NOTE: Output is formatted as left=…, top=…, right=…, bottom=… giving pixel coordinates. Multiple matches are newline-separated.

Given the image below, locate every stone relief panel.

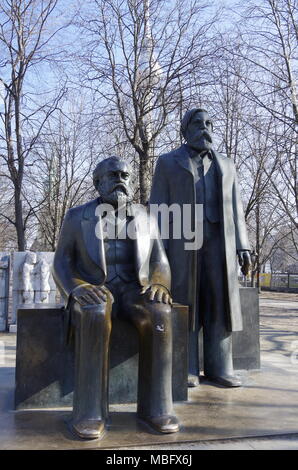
left=11, top=252, right=58, bottom=325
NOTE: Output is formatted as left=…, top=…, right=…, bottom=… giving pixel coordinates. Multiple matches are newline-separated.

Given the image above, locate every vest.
left=104, top=217, right=137, bottom=283
left=191, top=155, right=220, bottom=223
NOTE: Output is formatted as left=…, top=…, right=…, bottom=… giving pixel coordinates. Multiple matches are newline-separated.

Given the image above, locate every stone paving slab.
left=0, top=292, right=297, bottom=450
left=114, top=434, right=298, bottom=450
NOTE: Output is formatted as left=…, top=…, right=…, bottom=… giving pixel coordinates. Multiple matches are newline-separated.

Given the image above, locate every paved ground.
left=114, top=292, right=298, bottom=450
left=114, top=434, right=298, bottom=450
left=0, top=291, right=297, bottom=450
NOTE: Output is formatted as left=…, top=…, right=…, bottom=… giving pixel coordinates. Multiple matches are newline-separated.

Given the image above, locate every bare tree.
left=269, top=226, right=298, bottom=273
left=0, top=0, right=67, bottom=250
left=232, top=0, right=298, bottom=228
left=201, top=1, right=298, bottom=282
left=78, top=0, right=220, bottom=203
left=0, top=175, right=17, bottom=249
left=26, top=96, right=99, bottom=251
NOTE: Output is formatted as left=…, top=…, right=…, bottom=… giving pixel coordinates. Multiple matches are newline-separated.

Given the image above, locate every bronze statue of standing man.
left=150, top=108, right=251, bottom=388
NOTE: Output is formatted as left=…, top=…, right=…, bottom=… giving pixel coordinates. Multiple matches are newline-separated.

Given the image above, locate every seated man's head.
left=181, top=108, right=213, bottom=153
left=93, top=156, right=135, bottom=206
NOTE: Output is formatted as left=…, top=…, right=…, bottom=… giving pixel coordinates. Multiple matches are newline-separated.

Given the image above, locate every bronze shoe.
left=70, top=418, right=106, bottom=440
left=188, top=374, right=200, bottom=387
left=138, top=414, right=180, bottom=434
left=205, top=374, right=242, bottom=387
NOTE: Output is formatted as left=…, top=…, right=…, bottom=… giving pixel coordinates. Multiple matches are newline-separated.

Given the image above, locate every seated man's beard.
left=99, top=184, right=133, bottom=206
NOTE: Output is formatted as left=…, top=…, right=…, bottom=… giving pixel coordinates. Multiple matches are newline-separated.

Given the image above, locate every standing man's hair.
left=180, top=108, right=212, bottom=138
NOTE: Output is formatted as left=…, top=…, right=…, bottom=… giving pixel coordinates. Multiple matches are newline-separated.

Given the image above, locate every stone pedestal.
left=232, top=287, right=260, bottom=370
left=15, top=303, right=189, bottom=410
left=198, top=287, right=260, bottom=372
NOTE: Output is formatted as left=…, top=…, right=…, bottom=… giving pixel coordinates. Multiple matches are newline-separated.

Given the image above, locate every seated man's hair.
left=93, top=156, right=126, bottom=187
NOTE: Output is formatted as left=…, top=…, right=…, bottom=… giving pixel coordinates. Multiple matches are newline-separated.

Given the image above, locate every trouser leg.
left=188, top=321, right=200, bottom=377
left=203, top=310, right=233, bottom=377
left=189, top=247, right=203, bottom=380
left=137, top=302, right=173, bottom=417
left=201, top=222, right=234, bottom=378
left=72, top=301, right=112, bottom=423
left=122, top=292, right=173, bottom=418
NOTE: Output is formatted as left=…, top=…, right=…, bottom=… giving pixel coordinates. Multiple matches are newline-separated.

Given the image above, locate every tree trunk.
left=139, top=153, right=151, bottom=204
left=256, top=201, right=261, bottom=293
left=14, top=192, right=25, bottom=251
left=14, top=89, right=26, bottom=251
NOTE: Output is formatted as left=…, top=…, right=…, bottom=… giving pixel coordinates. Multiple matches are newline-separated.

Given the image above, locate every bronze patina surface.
left=52, top=157, right=179, bottom=439
left=150, top=109, right=252, bottom=388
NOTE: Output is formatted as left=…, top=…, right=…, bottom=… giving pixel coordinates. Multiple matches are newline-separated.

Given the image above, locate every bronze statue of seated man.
left=53, top=156, right=179, bottom=440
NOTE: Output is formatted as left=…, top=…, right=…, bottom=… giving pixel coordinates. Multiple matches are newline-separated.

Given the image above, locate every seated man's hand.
left=71, top=284, right=111, bottom=306
left=237, top=250, right=251, bottom=276
left=141, top=284, right=173, bottom=305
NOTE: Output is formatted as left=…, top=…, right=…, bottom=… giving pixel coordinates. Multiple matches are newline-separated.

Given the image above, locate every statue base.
left=233, top=287, right=260, bottom=370
left=15, top=303, right=189, bottom=410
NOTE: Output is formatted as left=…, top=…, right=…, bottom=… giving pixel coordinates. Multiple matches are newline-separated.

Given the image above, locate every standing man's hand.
left=237, top=250, right=251, bottom=276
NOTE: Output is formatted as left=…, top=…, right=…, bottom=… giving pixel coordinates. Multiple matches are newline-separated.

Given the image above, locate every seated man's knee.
left=138, top=301, right=172, bottom=330
left=75, top=300, right=110, bottom=320
left=147, top=300, right=172, bottom=316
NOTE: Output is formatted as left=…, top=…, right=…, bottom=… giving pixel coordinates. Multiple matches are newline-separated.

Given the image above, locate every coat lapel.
left=81, top=199, right=107, bottom=276
left=174, top=145, right=231, bottom=180
left=213, top=150, right=234, bottom=195
left=80, top=200, right=152, bottom=286
left=130, top=204, right=152, bottom=285
left=212, top=150, right=225, bottom=179
left=174, top=144, right=194, bottom=175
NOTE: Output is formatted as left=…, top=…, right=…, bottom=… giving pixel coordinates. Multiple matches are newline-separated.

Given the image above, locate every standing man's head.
left=181, top=108, right=213, bottom=153
left=93, top=156, right=135, bottom=206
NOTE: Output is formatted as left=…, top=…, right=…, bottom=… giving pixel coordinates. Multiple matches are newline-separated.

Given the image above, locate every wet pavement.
left=0, top=292, right=297, bottom=450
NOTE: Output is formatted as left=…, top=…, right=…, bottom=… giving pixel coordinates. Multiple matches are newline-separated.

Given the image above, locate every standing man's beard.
left=201, top=130, right=212, bottom=144
left=187, top=130, right=213, bottom=152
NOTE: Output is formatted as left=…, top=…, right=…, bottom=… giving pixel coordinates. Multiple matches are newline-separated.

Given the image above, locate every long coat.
left=150, top=144, right=250, bottom=332
left=52, top=198, right=171, bottom=305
